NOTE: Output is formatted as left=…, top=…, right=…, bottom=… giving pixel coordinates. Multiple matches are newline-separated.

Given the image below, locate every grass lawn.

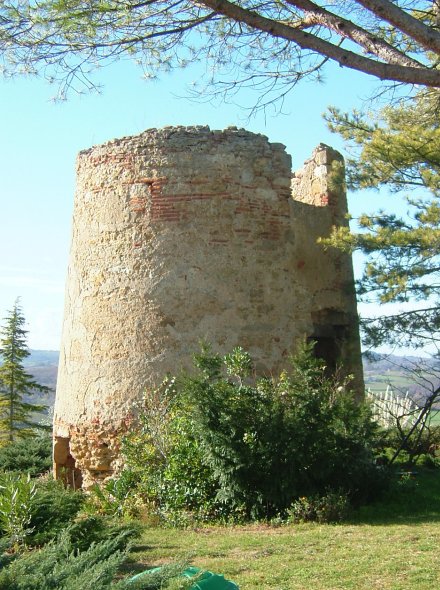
left=128, top=470, right=440, bottom=590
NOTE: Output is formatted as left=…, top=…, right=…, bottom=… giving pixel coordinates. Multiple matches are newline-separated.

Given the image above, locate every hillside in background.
left=24, top=350, right=59, bottom=407
left=25, top=350, right=59, bottom=368
left=363, top=353, right=440, bottom=405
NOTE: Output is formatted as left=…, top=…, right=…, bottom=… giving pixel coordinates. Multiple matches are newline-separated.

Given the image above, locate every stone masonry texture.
left=54, top=126, right=363, bottom=488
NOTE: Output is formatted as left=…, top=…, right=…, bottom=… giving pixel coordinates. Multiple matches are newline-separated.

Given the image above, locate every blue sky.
left=0, top=56, right=393, bottom=351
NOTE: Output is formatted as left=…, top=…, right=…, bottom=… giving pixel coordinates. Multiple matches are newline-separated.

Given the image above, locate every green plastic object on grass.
left=130, top=565, right=239, bottom=589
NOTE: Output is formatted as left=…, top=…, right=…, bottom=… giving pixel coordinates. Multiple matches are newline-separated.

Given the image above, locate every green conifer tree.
left=324, top=90, right=440, bottom=352
left=0, top=300, right=49, bottom=444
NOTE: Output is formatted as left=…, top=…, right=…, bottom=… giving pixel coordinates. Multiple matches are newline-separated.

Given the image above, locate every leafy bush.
left=122, top=342, right=386, bottom=521
left=0, top=434, right=52, bottom=477
left=374, top=424, right=440, bottom=466
left=0, top=527, right=186, bottom=590
left=122, top=379, right=222, bottom=524
left=185, top=343, right=386, bottom=517
left=0, top=471, right=84, bottom=548
left=0, top=472, right=85, bottom=548
left=288, top=491, right=350, bottom=523
left=86, top=470, right=143, bottom=519
left=0, top=473, right=36, bottom=547
left=417, top=453, right=440, bottom=468
left=27, top=478, right=84, bottom=546
left=0, top=446, right=189, bottom=588
left=65, top=515, right=140, bottom=553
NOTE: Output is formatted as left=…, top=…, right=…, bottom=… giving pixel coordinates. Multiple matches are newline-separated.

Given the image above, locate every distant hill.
left=362, top=351, right=438, bottom=373
left=363, top=352, right=440, bottom=405
left=22, top=350, right=59, bottom=407
left=25, top=350, right=59, bottom=368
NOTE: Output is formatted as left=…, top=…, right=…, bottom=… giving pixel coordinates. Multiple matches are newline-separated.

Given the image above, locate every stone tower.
left=54, top=126, right=363, bottom=488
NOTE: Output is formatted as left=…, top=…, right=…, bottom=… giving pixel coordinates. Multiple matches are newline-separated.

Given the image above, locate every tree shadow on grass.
left=119, top=559, right=158, bottom=576
left=120, top=545, right=191, bottom=579
left=349, top=468, right=440, bottom=525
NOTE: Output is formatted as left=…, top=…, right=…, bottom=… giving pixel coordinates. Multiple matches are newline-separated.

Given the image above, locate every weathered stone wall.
left=291, top=145, right=363, bottom=393
left=54, top=126, right=363, bottom=488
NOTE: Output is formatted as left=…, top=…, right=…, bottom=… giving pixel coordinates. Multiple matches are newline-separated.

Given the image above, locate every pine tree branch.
left=356, top=0, right=440, bottom=54
left=286, top=0, right=422, bottom=68
left=199, top=0, right=440, bottom=86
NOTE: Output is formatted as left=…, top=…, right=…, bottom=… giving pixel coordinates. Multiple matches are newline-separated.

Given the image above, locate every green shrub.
left=417, top=453, right=440, bottom=468
left=122, top=377, right=222, bottom=524
left=122, top=342, right=386, bottom=522
left=0, top=537, right=13, bottom=568
left=65, top=515, right=140, bottom=553
left=0, top=527, right=186, bottom=590
left=28, top=478, right=84, bottom=545
left=182, top=342, right=386, bottom=517
left=86, top=470, right=143, bottom=519
left=374, top=424, right=440, bottom=466
left=0, top=472, right=36, bottom=547
left=0, top=472, right=84, bottom=547
left=288, top=491, right=350, bottom=523
left=0, top=434, right=52, bottom=477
